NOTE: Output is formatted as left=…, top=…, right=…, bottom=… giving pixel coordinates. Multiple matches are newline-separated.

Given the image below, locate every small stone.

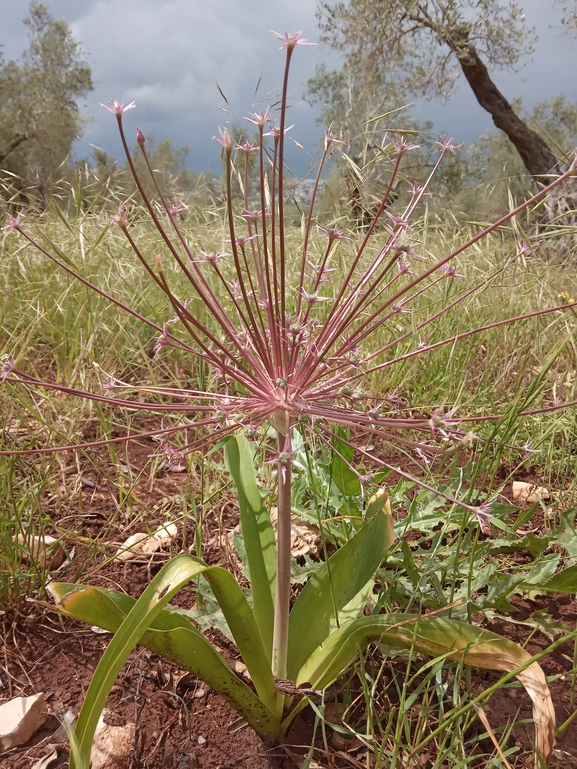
left=193, top=689, right=205, bottom=698
left=153, top=522, right=178, bottom=546
left=0, top=693, right=48, bottom=751
left=197, top=735, right=207, bottom=745
left=512, top=481, right=550, bottom=504
left=90, top=709, right=135, bottom=769
left=114, top=532, right=160, bottom=561
left=14, top=535, right=65, bottom=570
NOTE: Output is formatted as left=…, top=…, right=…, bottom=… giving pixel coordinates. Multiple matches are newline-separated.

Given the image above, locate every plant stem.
left=272, top=428, right=291, bottom=685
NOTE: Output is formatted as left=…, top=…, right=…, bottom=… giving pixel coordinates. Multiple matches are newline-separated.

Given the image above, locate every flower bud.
left=136, top=127, right=146, bottom=146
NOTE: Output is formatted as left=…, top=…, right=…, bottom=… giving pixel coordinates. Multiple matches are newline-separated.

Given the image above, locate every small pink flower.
left=4, top=213, right=22, bottom=232
left=234, top=234, right=258, bottom=246
left=442, top=263, right=464, bottom=278
left=264, top=124, right=294, bottom=139
left=103, top=375, right=117, bottom=395
left=270, top=30, right=315, bottom=50
left=385, top=212, right=409, bottom=230
left=100, top=100, right=136, bottom=116
left=244, top=108, right=270, bottom=128
left=235, top=142, right=258, bottom=154
left=475, top=503, right=492, bottom=529
left=108, top=203, right=130, bottom=227
left=397, top=255, right=412, bottom=275
left=436, top=138, right=461, bottom=155
left=214, top=126, right=233, bottom=150
left=391, top=137, right=421, bottom=155
left=0, top=354, right=15, bottom=382
left=300, top=288, right=329, bottom=305
left=324, top=126, right=345, bottom=149
left=318, top=226, right=349, bottom=243
left=242, top=209, right=262, bottom=220
left=154, top=324, right=170, bottom=357
left=198, top=250, right=228, bottom=266
left=168, top=202, right=186, bottom=216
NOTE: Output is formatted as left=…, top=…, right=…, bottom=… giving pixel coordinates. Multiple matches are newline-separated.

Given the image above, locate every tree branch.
left=0, top=132, right=31, bottom=165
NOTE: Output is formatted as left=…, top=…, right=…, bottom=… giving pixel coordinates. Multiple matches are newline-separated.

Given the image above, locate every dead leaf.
left=270, top=507, right=321, bottom=558
left=464, top=650, right=555, bottom=767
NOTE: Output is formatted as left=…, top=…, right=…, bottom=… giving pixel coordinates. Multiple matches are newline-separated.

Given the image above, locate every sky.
left=2, top=0, right=577, bottom=177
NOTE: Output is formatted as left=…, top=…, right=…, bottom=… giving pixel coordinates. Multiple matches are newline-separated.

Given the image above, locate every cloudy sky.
left=3, top=0, right=577, bottom=176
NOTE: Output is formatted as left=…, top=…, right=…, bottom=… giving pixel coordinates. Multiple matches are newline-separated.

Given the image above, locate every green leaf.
left=50, top=583, right=282, bottom=737
left=552, top=509, right=577, bottom=559
left=49, top=554, right=278, bottom=766
left=287, top=506, right=393, bottom=680
left=489, top=531, right=553, bottom=558
left=520, top=563, right=577, bottom=593
left=400, top=540, right=420, bottom=587
left=320, top=427, right=360, bottom=497
left=225, top=434, right=276, bottom=656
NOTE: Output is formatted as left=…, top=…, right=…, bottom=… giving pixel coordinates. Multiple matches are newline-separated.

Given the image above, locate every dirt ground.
left=2, top=436, right=577, bottom=768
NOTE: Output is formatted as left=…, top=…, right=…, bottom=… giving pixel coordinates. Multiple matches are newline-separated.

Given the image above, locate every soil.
left=2, top=435, right=577, bottom=768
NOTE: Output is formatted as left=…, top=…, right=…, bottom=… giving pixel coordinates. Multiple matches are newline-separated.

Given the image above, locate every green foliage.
left=314, top=0, right=533, bottom=102
left=0, top=2, right=93, bottom=191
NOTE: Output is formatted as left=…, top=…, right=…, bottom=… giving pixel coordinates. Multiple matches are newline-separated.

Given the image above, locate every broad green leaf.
left=552, top=509, right=577, bottom=559
left=225, top=434, right=276, bottom=655
left=489, top=531, right=552, bottom=558
left=49, top=554, right=277, bottom=767
left=520, top=563, right=577, bottom=593
left=287, top=506, right=393, bottom=679
left=522, top=554, right=560, bottom=586
left=328, top=428, right=360, bottom=496
left=296, top=614, right=554, bottom=766
left=50, top=583, right=282, bottom=737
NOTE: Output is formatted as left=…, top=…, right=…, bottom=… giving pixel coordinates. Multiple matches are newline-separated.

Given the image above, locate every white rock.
left=512, top=481, right=551, bottom=503
left=0, top=693, right=48, bottom=751
left=153, top=522, right=178, bottom=547
left=14, top=535, right=65, bottom=570
left=114, top=532, right=160, bottom=561
left=90, top=711, right=135, bottom=769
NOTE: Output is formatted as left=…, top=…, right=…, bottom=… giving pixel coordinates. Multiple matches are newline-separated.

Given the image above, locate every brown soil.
left=2, top=435, right=577, bottom=768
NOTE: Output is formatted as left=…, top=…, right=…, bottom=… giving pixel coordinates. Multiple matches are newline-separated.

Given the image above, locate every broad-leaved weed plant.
left=3, top=30, right=576, bottom=767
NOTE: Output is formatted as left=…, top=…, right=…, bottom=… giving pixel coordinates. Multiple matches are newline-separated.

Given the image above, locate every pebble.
left=197, top=735, right=207, bottom=745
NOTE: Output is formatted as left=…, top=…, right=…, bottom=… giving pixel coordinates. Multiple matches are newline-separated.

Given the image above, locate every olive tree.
left=0, top=2, right=93, bottom=191
left=312, top=0, right=570, bottom=180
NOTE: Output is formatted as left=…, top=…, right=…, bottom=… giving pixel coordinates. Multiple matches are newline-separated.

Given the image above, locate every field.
left=2, top=182, right=577, bottom=769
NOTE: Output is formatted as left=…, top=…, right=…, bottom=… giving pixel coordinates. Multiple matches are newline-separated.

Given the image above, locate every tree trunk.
left=448, top=28, right=560, bottom=180
left=0, top=133, right=30, bottom=166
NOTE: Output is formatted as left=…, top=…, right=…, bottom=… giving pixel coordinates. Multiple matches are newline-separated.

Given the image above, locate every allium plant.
left=3, top=30, right=576, bottom=767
